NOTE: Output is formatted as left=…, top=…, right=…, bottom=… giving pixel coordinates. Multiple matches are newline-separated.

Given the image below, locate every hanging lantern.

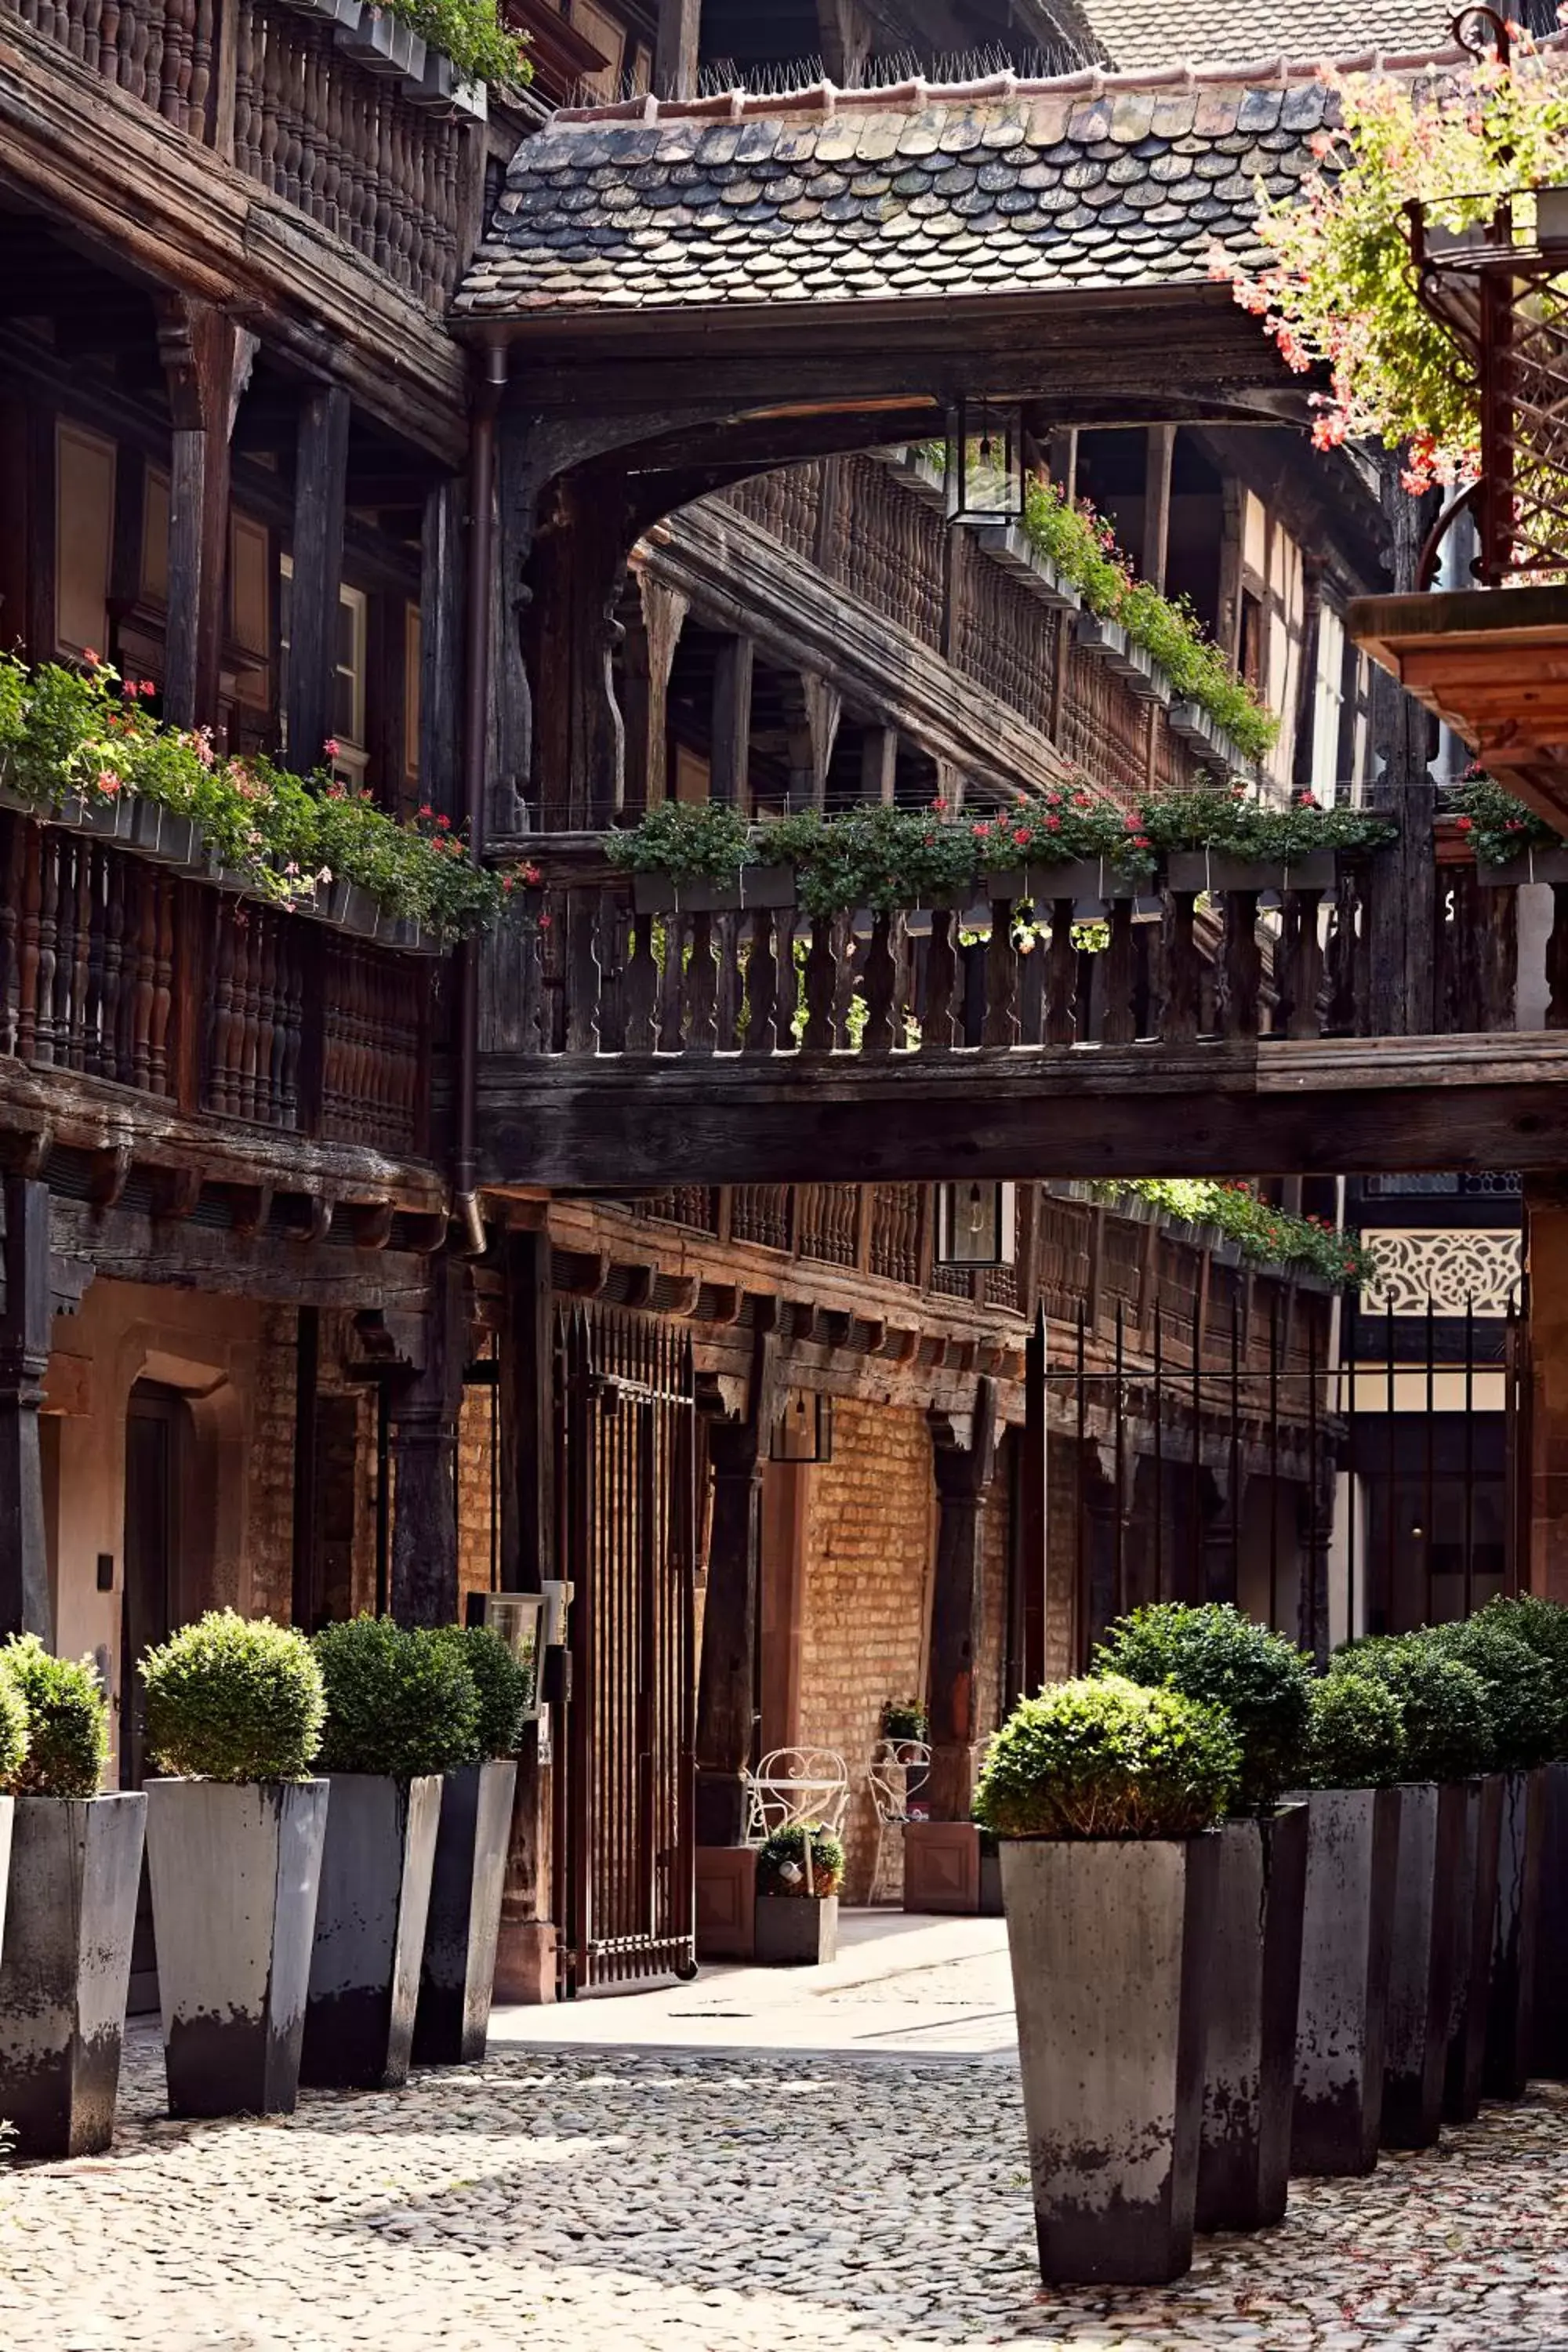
left=945, top=396, right=1025, bottom=524
left=936, top=1181, right=1017, bottom=1270
left=770, top=1388, right=834, bottom=1465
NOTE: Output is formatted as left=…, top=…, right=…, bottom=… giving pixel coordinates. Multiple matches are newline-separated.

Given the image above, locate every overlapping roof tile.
left=452, top=51, right=1460, bottom=322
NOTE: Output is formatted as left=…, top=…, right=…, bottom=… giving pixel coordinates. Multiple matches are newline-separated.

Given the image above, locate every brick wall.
left=975, top=1435, right=1013, bottom=1752
left=245, top=1309, right=389, bottom=1627
left=458, top=1383, right=496, bottom=1612
left=249, top=1306, right=298, bottom=1621
left=797, top=1399, right=935, bottom=1902
left=1046, top=1431, right=1080, bottom=1680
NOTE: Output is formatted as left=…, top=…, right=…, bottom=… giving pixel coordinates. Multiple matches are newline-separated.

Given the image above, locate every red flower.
left=324, top=739, right=340, bottom=759
left=418, top=804, right=434, bottom=821
left=83, top=649, right=100, bottom=667
left=1046, top=815, right=1062, bottom=833
left=1013, top=828, right=1029, bottom=845
left=1456, top=815, right=1474, bottom=832
left=436, top=814, right=451, bottom=831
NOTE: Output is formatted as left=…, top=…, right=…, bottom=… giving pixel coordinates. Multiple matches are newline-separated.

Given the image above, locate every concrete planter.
left=1196, top=1806, right=1308, bottom=2233
left=412, top=1759, right=517, bottom=2067
left=1446, top=1773, right=1504, bottom=2122
left=695, top=1846, right=756, bottom=1960
left=1382, top=1783, right=1465, bottom=2148
left=1292, top=1785, right=1400, bottom=2176
left=1000, top=1835, right=1217, bottom=2287
left=1485, top=1766, right=1546, bottom=2100
left=144, top=1778, right=328, bottom=2118
left=754, top=1893, right=838, bottom=1965
left=1532, top=1760, right=1568, bottom=2078
left=0, top=1793, right=146, bottom=2158
left=301, top=1774, right=442, bottom=2090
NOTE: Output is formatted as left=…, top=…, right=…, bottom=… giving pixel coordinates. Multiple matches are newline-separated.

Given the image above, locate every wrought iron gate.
left=556, top=1304, right=697, bottom=1996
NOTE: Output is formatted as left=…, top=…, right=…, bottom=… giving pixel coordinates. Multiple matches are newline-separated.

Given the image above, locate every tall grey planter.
left=1000, top=1835, right=1218, bottom=2286
left=413, top=1758, right=517, bottom=2066
left=301, top=1774, right=441, bottom=2091
left=1446, top=1773, right=1504, bottom=2123
left=1196, top=1806, right=1308, bottom=2233
left=1382, top=1782, right=1465, bottom=2148
left=1485, top=1766, right=1546, bottom=2100
left=1291, top=1785, right=1400, bottom=2176
left=1532, top=1760, right=1568, bottom=2079
left=0, top=1793, right=146, bottom=2158
left=145, top=1779, right=329, bottom=2118
left=0, top=1794, right=13, bottom=1973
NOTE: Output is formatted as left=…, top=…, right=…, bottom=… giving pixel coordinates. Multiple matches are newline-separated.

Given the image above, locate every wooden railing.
left=3, top=0, right=483, bottom=310
left=0, top=815, right=431, bottom=1158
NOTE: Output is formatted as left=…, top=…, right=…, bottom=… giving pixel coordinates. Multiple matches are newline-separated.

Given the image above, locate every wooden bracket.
left=559, top=1250, right=611, bottom=1298
left=706, top=1283, right=742, bottom=1327
left=889, top=1325, right=920, bottom=1364
left=622, top=1263, right=659, bottom=1309
left=402, top=1210, right=450, bottom=1257
left=822, top=1310, right=853, bottom=1354
left=666, top=1275, right=702, bottom=1319
left=0, top=1126, right=53, bottom=1180
left=349, top=1200, right=397, bottom=1253
left=150, top=1167, right=203, bottom=1223
left=88, top=1143, right=134, bottom=1212
left=229, top=1183, right=274, bottom=1240
left=861, top=1317, right=887, bottom=1356
left=750, top=1291, right=782, bottom=1334
left=285, top=1194, right=335, bottom=1246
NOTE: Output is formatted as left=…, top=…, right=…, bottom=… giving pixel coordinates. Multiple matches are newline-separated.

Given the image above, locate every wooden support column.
left=154, top=297, right=255, bottom=728
left=1526, top=1179, right=1568, bottom=1605
left=695, top=1327, right=778, bottom=1846
left=1368, top=462, right=1438, bottom=1036
left=710, top=633, right=754, bottom=811
left=925, top=1378, right=999, bottom=1820
left=655, top=0, right=702, bottom=97
left=285, top=383, right=351, bottom=772
left=1292, top=561, right=1324, bottom=794
left=1018, top=1308, right=1048, bottom=1696
left=419, top=477, right=466, bottom=825
left=789, top=673, right=841, bottom=812
left=1142, top=424, right=1175, bottom=592
left=290, top=1305, right=321, bottom=1632
left=495, top=1226, right=558, bottom=2002
left=387, top=1258, right=466, bottom=1628
left=624, top=574, right=687, bottom=815
left=0, top=1178, right=53, bottom=1643
left=861, top=723, right=899, bottom=805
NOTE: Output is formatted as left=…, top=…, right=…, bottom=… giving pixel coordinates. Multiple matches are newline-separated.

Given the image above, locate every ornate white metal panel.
left=1360, top=1229, right=1523, bottom=1319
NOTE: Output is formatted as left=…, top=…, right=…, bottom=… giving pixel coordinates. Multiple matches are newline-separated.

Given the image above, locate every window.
left=1239, top=590, right=1264, bottom=692
left=55, top=423, right=115, bottom=660
left=279, top=558, right=368, bottom=783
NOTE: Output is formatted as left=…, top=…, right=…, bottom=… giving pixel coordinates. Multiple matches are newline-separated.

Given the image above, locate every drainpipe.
left=454, top=342, right=509, bottom=1259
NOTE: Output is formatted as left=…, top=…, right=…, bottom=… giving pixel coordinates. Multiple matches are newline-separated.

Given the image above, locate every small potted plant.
left=413, top=1620, right=537, bottom=2067
left=976, top=1674, right=1239, bottom=2287
left=140, top=1610, right=328, bottom=2119
left=1330, top=1634, right=1494, bottom=2140
left=1093, top=1602, right=1312, bottom=2236
left=754, top=1823, right=845, bottom=1965
left=302, top=1617, right=479, bottom=2091
left=1289, top=1671, right=1406, bottom=2176
left=0, top=1639, right=143, bottom=2158
left=880, top=1698, right=927, bottom=1741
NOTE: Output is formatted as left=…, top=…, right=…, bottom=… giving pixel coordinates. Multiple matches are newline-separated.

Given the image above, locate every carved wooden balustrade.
left=0, top=815, right=431, bottom=1158
left=2, top=0, right=482, bottom=309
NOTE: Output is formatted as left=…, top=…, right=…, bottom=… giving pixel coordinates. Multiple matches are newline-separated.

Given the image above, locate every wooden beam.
left=860, top=722, right=899, bottom=805
left=925, top=1378, right=999, bottom=1820
left=1142, top=423, right=1174, bottom=592
left=154, top=296, right=255, bottom=728
left=285, top=383, right=350, bottom=773
left=655, top=0, right=702, bottom=99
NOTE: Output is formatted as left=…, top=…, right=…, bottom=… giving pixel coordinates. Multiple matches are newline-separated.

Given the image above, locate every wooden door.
left=122, top=1384, right=183, bottom=2013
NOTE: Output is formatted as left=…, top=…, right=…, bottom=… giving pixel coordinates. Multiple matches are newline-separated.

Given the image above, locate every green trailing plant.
left=313, top=1617, right=481, bottom=1780
left=374, top=0, right=530, bottom=86
left=1329, top=1635, right=1494, bottom=1781
left=1092, top=1602, right=1314, bottom=1816
left=972, top=1673, right=1241, bottom=1839
left=0, top=1636, right=107, bottom=1799
left=757, top=1821, right=846, bottom=1896
left=881, top=1698, right=928, bottom=1740
left=1445, top=768, right=1566, bottom=868
left=1423, top=1617, right=1562, bottom=1773
left=0, top=651, right=516, bottom=941
left=1302, top=1671, right=1406, bottom=1790
left=771, top=804, right=983, bottom=916
left=431, top=1624, right=535, bottom=1762
left=0, top=1664, right=28, bottom=1789
left=141, top=1610, right=325, bottom=1784
left=1090, top=1177, right=1379, bottom=1290
left=604, top=797, right=757, bottom=887
left=1220, top=35, right=1568, bottom=488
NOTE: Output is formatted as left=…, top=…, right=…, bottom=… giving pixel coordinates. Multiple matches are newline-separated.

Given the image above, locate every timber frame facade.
left=0, top=0, right=1551, bottom=1991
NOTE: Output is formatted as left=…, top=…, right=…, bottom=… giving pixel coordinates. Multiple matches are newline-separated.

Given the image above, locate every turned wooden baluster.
left=277, top=23, right=303, bottom=206
left=188, top=0, right=212, bottom=125
left=148, top=875, right=175, bottom=1095
left=923, top=909, right=956, bottom=1053
left=231, top=0, right=259, bottom=175
left=1217, top=889, right=1261, bottom=1040
left=622, top=908, right=658, bottom=1056
left=1156, top=890, right=1200, bottom=1045
left=341, top=80, right=370, bottom=261
left=255, top=912, right=281, bottom=1121
left=802, top=916, right=838, bottom=1052
left=1102, top=900, right=1138, bottom=1047
left=0, top=818, right=25, bottom=1058
left=394, top=108, right=419, bottom=293
left=861, top=912, right=896, bottom=1055
left=48, top=836, right=79, bottom=1067
left=277, top=923, right=302, bottom=1125
left=295, top=27, right=321, bottom=222
left=127, top=864, right=156, bottom=1090
left=159, top=0, right=191, bottom=126
left=739, top=907, right=778, bottom=1056
left=124, top=0, right=152, bottom=103
left=370, top=89, right=394, bottom=274
left=981, top=892, right=1020, bottom=1050
left=682, top=909, right=718, bottom=1056
left=207, top=904, right=238, bottom=1113
left=257, top=11, right=282, bottom=194
left=15, top=826, right=42, bottom=1065
left=33, top=831, right=60, bottom=1067
left=67, top=837, right=95, bottom=1069
left=319, top=43, right=344, bottom=234
left=1276, top=887, right=1327, bottom=1041
left=98, top=0, right=123, bottom=83
left=103, top=855, right=129, bottom=1078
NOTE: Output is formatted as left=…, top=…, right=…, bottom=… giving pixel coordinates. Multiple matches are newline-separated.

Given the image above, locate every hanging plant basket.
left=1167, top=849, right=1338, bottom=895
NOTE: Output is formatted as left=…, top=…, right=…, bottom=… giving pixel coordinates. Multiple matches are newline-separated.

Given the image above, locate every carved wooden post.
left=925, top=1379, right=999, bottom=1821
left=495, top=1226, right=558, bottom=2002
left=860, top=723, right=898, bottom=805
left=710, top=633, right=754, bottom=812
left=285, top=382, right=350, bottom=772
left=623, top=572, right=686, bottom=816
left=0, top=1177, right=53, bottom=1642
left=695, top=1328, right=777, bottom=1846
left=387, top=1258, right=466, bottom=1628
left=154, top=296, right=256, bottom=728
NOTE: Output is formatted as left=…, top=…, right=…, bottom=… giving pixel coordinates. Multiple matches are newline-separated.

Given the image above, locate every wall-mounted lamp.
left=945, top=396, right=1025, bottom=524
left=771, top=1388, right=833, bottom=1465
left=936, top=1180, right=1018, bottom=1270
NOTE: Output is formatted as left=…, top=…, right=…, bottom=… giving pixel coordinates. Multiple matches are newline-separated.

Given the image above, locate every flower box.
left=129, top=802, right=199, bottom=866
left=334, top=6, right=426, bottom=78
left=201, top=849, right=249, bottom=893
left=452, top=74, right=486, bottom=119
left=325, top=879, right=383, bottom=938
left=1074, top=610, right=1130, bottom=666
left=630, top=865, right=795, bottom=916
left=970, top=521, right=1080, bottom=614
left=1169, top=700, right=1247, bottom=775
left=277, top=0, right=361, bottom=22
left=408, top=46, right=455, bottom=107
left=1475, top=846, right=1568, bottom=887
left=0, top=767, right=38, bottom=818
left=896, top=448, right=948, bottom=511
left=376, top=909, right=439, bottom=955
left=1167, top=849, right=1337, bottom=895
left=60, top=790, right=136, bottom=842
left=985, top=858, right=1143, bottom=906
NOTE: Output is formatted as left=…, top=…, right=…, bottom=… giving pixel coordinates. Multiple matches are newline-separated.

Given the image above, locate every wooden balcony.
left=0, top=811, right=438, bottom=1181
left=476, top=840, right=1568, bottom=1188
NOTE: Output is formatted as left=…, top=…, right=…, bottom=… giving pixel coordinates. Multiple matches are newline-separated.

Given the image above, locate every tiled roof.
left=454, top=55, right=1456, bottom=321
left=1074, top=0, right=1454, bottom=72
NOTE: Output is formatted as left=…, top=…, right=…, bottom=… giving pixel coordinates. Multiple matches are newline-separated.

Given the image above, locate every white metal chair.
left=741, top=1748, right=852, bottom=1845
left=866, top=1737, right=932, bottom=1896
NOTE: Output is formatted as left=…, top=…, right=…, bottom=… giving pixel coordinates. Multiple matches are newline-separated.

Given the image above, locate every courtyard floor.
left=2, top=1913, right=1566, bottom=2351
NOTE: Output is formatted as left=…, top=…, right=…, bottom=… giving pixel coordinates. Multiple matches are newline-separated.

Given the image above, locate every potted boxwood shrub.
left=754, top=1823, right=845, bottom=1965
left=140, top=1610, right=328, bottom=2119
left=0, top=1639, right=144, bottom=2158
left=412, top=1622, right=535, bottom=2067
left=1289, top=1671, right=1406, bottom=2176
left=976, top=1674, right=1239, bottom=2287
left=0, top=1666, right=27, bottom=1961
left=1093, top=1602, right=1312, bottom=2235
left=1425, top=1613, right=1558, bottom=2102
left=1330, top=1634, right=1495, bottom=2141
left=301, top=1617, right=479, bottom=2092
left=1471, top=1595, right=1568, bottom=2081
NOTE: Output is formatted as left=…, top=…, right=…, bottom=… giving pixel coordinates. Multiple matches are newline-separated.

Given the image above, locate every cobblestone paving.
left=3, top=2032, right=1567, bottom=2350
